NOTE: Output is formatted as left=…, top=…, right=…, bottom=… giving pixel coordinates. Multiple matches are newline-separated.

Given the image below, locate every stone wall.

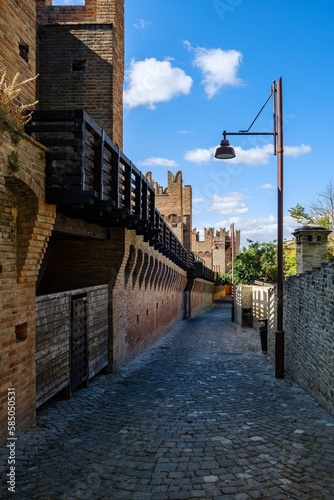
left=283, top=263, right=334, bottom=416
left=235, top=271, right=334, bottom=417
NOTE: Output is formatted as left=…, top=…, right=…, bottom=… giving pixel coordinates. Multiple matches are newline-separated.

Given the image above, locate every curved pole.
left=218, top=77, right=285, bottom=379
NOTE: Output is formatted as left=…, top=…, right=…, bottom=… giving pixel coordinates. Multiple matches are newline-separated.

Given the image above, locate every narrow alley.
left=1, top=301, right=334, bottom=499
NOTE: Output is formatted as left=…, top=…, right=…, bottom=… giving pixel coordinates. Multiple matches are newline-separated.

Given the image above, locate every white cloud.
left=123, top=58, right=193, bottom=109
left=184, top=141, right=312, bottom=166
left=260, top=183, right=275, bottom=189
left=177, top=129, right=193, bottom=135
left=138, top=156, right=178, bottom=167
left=213, top=142, right=312, bottom=166
left=209, top=192, right=249, bottom=215
left=193, top=197, right=205, bottom=203
left=284, top=144, right=312, bottom=157
left=184, top=41, right=243, bottom=98
left=213, top=215, right=298, bottom=247
left=184, top=148, right=213, bottom=164
left=227, top=144, right=273, bottom=165
left=194, top=211, right=298, bottom=248
left=133, top=19, right=152, bottom=30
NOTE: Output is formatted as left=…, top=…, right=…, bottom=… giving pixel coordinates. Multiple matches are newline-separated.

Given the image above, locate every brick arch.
left=132, top=249, right=143, bottom=289
left=154, top=260, right=162, bottom=291
left=149, top=258, right=159, bottom=290
left=124, top=245, right=136, bottom=287
left=138, top=252, right=149, bottom=290
left=166, top=267, right=174, bottom=292
left=5, top=177, right=39, bottom=282
left=158, top=263, right=166, bottom=292
left=145, top=255, right=154, bottom=290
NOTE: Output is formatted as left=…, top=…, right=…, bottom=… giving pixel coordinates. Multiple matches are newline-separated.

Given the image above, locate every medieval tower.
left=146, top=171, right=192, bottom=251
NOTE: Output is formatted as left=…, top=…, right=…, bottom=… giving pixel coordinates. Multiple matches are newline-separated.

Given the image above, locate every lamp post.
left=215, top=77, right=284, bottom=379
left=230, top=222, right=235, bottom=322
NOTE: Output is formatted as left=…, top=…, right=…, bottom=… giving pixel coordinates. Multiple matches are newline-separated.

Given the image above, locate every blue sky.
left=54, top=1, right=334, bottom=247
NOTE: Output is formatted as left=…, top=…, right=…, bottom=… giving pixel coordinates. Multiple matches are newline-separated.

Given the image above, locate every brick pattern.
left=37, top=0, right=124, bottom=148
left=236, top=270, right=334, bottom=419
left=188, top=279, right=214, bottom=316
left=120, top=230, right=188, bottom=367
left=146, top=171, right=192, bottom=251
left=0, top=0, right=215, bottom=444
left=35, top=226, right=191, bottom=370
left=0, top=134, right=56, bottom=444
left=0, top=0, right=37, bottom=103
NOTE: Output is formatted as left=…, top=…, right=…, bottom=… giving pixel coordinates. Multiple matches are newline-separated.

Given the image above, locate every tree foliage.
left=233, top=240, right=277, bottom=284
left=217, top=272, right=232, bottom=285
left=232, top=240, right=296, bottom=284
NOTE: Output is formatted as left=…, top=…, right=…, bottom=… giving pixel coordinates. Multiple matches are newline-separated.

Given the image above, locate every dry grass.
left=0, top=70, right=38, bottom=137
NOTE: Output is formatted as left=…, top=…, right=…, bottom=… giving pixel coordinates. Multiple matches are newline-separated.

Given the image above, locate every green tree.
left=233, top=240, right=277, bottom=284
left=217, top=272, right=232, bottom=285
left=283, top=241, right=296, bottom=275
left=233, top=240, right=296, bottom=284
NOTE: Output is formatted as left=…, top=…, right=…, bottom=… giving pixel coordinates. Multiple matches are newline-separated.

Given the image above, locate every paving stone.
left=1, top=301, right=334, bottom=499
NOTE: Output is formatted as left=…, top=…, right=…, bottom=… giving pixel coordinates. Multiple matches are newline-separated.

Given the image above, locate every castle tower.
left=36, top=0, right=124, bottom=148
left=146, top=171, right=192, bottom=251
left=192, top=227, right=240, bottom=273
left=292, top=224, right=331, bottom=273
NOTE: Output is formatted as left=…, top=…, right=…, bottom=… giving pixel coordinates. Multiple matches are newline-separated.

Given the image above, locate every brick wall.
left=0, top=133, right=56, bottom=444
left=36, top=226, right=186, bottom=370
left=236, top=270, right=334, bottom=418
left=36, top=0, right=124, bottom=148
left=0, top=0, right=37, bottom=103
left=188, top=278, right=214, bottom=316
left=36, top=224, right=215, bottom=372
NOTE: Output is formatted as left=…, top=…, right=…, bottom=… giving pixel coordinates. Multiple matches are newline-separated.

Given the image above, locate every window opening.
left=72, top=60, right=87, bottom=72
left=15, top=322, right=28, bottom=342
left=19, top=41, right=29, bottom=62
left=52, top=1, right=85, bottom=5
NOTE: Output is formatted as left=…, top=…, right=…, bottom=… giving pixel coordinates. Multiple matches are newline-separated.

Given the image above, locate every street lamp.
left=215, top=77, right=284, bottom=379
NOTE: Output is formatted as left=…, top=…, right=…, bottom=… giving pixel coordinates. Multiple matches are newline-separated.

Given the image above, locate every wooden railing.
left=26, top=110, right=217, bottom=280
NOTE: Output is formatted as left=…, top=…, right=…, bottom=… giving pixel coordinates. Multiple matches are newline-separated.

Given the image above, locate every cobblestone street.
left=1, top=301, right=334, bottom=499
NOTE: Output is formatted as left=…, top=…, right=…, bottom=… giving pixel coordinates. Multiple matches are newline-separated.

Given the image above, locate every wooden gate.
left=71, top=294, right=88, bottom=391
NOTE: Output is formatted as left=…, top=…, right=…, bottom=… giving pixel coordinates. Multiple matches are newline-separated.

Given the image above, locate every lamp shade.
left=215, top=138, right=236, bottom=159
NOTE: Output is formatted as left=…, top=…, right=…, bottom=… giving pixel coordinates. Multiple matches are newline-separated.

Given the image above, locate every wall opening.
left=19, top=40, right=29, bottom=62
left=52, top=1, right=85, bottom=5
left=72, top=60, right=87, bottom=72
left=15, top=322, right=28, bottom=343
